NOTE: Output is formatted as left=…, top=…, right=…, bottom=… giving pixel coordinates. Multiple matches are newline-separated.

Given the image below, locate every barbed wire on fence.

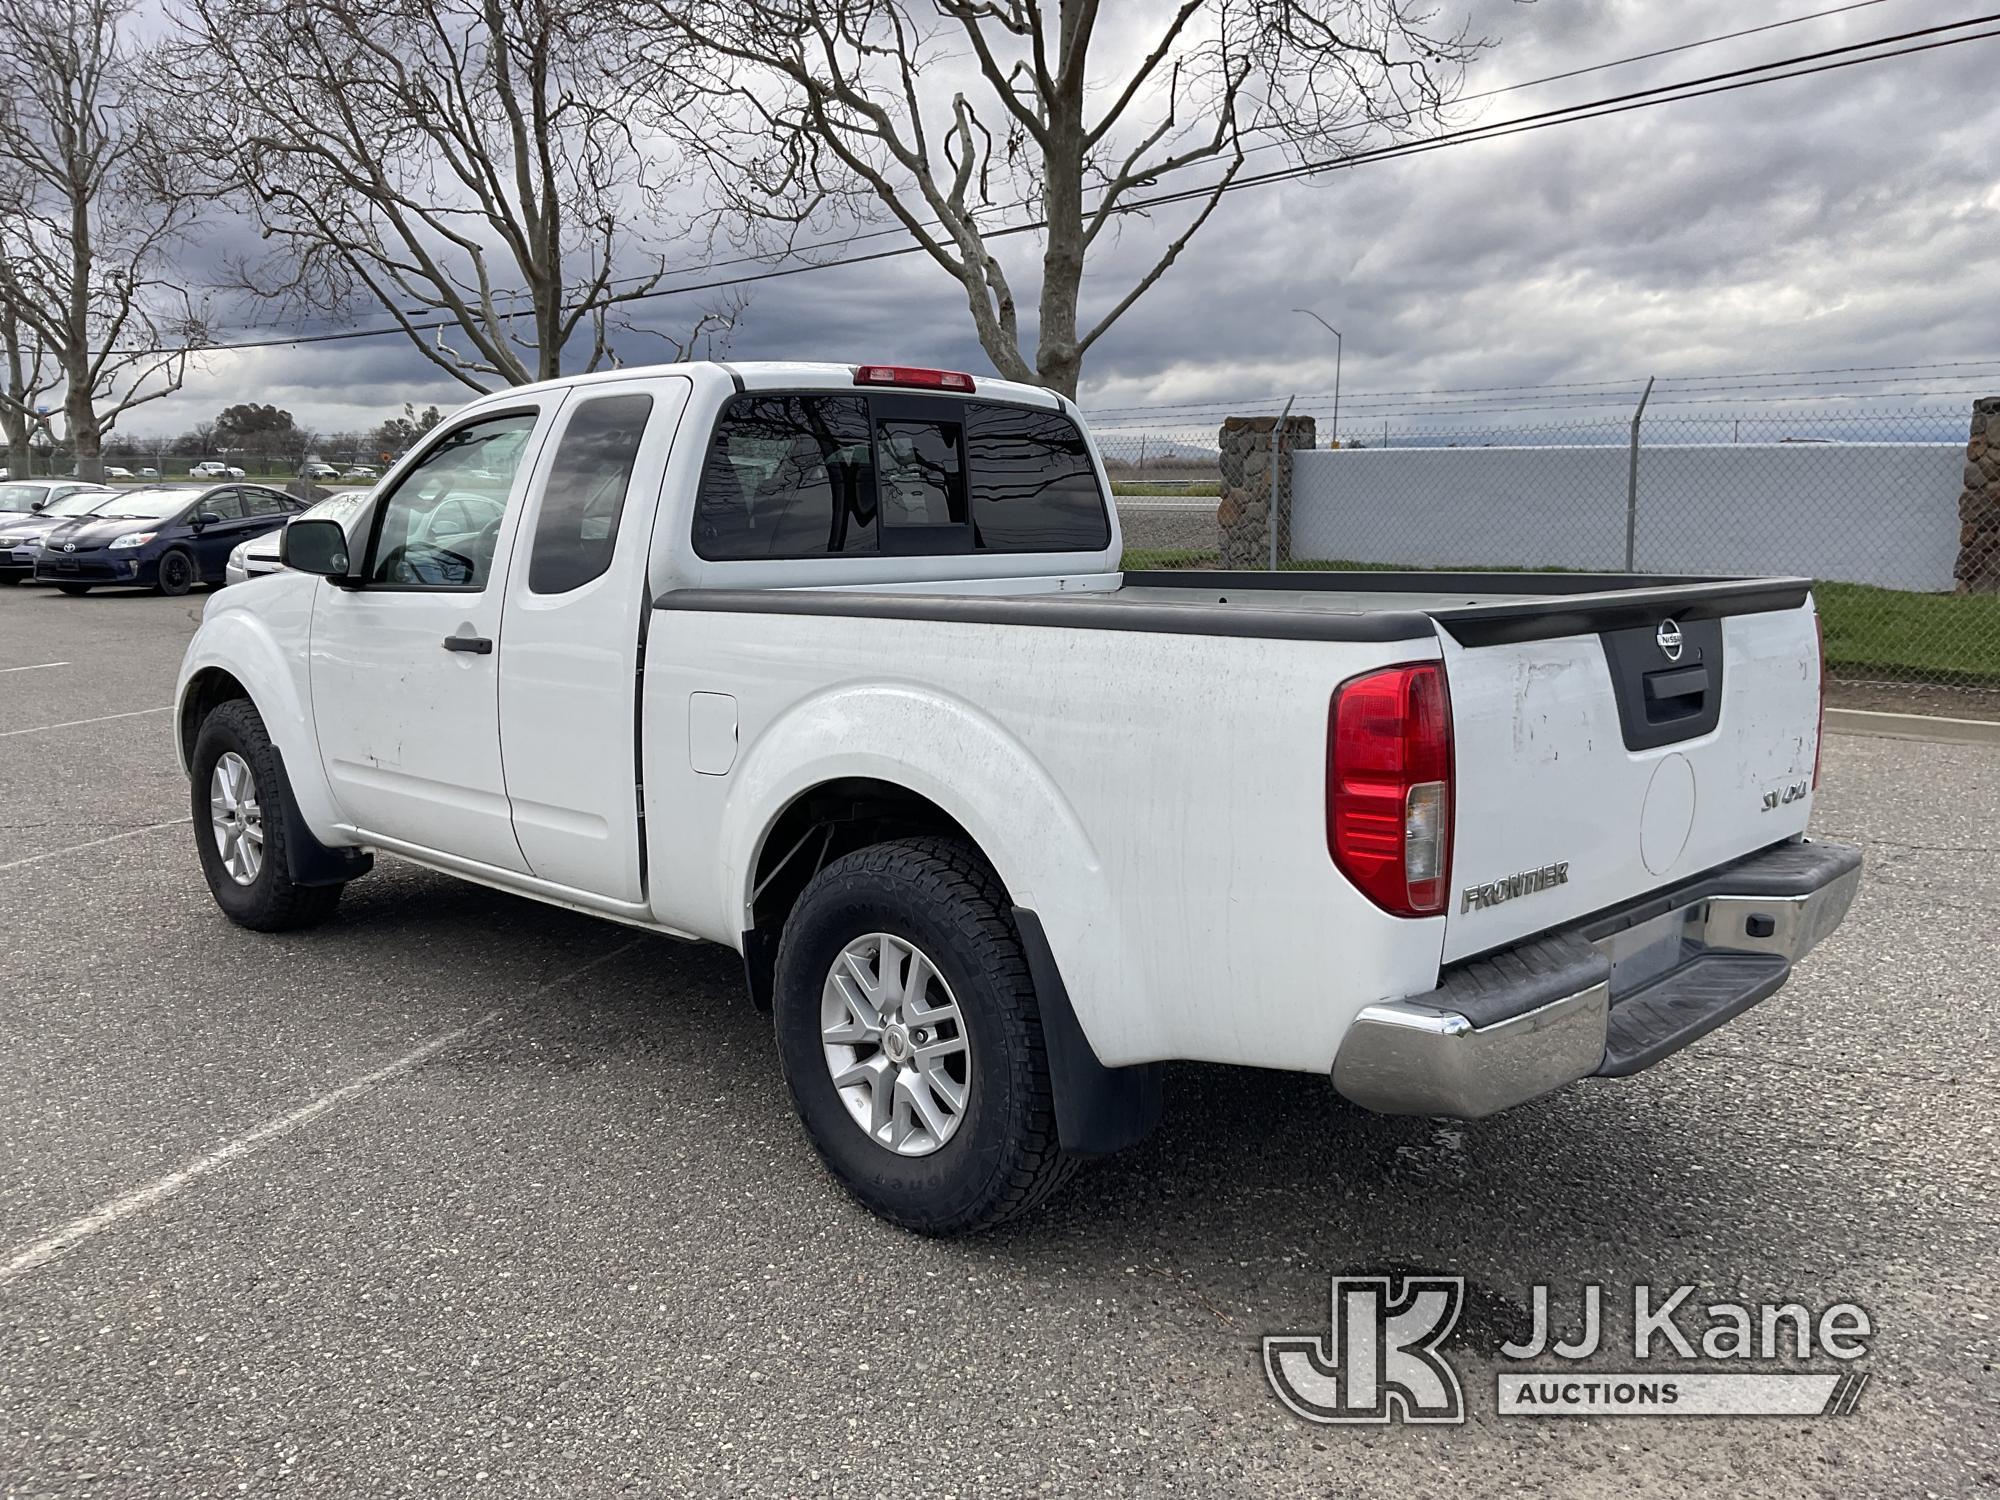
left=1100, top=398, right=1999, bottom=696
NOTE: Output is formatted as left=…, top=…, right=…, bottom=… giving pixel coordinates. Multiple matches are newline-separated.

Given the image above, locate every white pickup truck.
left=175, top=361, right=1860, bottom=1232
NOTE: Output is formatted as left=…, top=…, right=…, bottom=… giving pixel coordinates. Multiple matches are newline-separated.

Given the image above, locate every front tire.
left=157, top=547, right=195, bottom=596
left=772, top=837, right=1074, bottom=1234
left=190, top=699, right=344, bottom=931
left=56, top=583, right=91, bottom=596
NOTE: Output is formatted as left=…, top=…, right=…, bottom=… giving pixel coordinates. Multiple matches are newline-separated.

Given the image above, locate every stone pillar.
left=1216, top=414, right=1316, bottom=569
left=1958, top=397, right=2000, bottom=594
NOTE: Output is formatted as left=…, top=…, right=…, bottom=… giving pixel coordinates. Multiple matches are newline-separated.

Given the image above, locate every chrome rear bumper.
left=1332, top=840, right=1862, bottom=1118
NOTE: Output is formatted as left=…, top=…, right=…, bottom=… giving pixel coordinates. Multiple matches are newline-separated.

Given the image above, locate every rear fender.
left=715, top=682, right=1146, bottom=1062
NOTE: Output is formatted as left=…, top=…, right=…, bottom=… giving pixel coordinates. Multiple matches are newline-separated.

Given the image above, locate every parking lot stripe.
left=0, top=705, right=173, bottom=738
left=0, top=818, right=192, bottom=873
left=0, top=661, right=69, bottom=673
left=0, top=939, right=646, bottom=1288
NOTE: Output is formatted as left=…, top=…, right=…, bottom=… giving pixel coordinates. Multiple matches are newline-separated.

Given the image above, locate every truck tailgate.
left=1435, top=593, right=1821, bottom=964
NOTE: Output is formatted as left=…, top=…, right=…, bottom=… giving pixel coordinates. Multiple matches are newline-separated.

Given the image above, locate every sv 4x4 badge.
left=1763, top=779, right=1809, bottom=812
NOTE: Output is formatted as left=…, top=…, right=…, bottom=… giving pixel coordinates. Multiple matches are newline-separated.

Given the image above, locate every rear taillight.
left=1327, top=662, right=1454, bottom=917
left=1813, top=611, right=1826, bottom=790
left=853, top=364, right=977, bottom=393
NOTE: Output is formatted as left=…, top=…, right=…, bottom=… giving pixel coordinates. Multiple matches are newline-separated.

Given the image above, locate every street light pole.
left=1292, top=308, right=1342, bottom=447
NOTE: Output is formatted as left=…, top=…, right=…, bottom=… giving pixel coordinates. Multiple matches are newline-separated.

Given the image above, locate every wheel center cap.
left=881, top=1023, right=911, bottom=1064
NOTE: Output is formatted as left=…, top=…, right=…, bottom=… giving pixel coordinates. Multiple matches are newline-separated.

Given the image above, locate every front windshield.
left=93, top=487, right=194, bottom=521
left=37, top=489, right=116, bottom=517
left=302, top=490, right=369, bottom=526
left=0, top=484, right=55, bottom=513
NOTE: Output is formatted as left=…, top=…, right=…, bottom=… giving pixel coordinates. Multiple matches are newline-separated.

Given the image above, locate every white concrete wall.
left=1289, top=442, right=1964, bottom=590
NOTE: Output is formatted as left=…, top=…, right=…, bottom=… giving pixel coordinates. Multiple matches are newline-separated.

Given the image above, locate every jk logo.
left=1263, top=1276, right=1466, bottom=1424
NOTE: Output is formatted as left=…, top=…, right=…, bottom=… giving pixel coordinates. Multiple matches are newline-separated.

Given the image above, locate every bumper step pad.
left=1596, top=951, right=1790, bottom=1078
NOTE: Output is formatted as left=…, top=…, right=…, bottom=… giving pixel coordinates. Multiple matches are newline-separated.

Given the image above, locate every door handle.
left=442, top=634, right=493, bottom=654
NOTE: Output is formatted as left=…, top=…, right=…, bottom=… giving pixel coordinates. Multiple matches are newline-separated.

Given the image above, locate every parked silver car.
left=224, top=488, right=372, bottom=586
left=0, top=482, right=119, bottom=581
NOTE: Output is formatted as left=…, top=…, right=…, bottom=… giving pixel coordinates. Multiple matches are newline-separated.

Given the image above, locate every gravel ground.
left=0, top=581, right=1994, bottom=1499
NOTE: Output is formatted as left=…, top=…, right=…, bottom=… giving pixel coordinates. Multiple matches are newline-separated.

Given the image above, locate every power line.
left=98, top=9, right=2000, bottom=359
left=164, top=0, right=1909, bottom=349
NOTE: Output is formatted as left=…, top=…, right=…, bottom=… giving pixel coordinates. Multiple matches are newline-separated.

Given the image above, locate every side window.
left=964, top=404, right=1110, bottom=551
left=528, top=393, right=653, bottom=593
left=695, top=394, right=876, bottom=559
left=368, top=412, right=538, bottom=589
left=241, top=489, right=287, bottom=517
left=201, top=489, right=245, bottom=521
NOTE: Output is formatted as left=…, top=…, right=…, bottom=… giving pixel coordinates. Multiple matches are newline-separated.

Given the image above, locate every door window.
left=367, top=412, right=538, bottom=589
left=200, top=489, right=245, bottom=520
left=527, top=394, right=653, bottom=593
left=241, top=488, right=289, bottom=516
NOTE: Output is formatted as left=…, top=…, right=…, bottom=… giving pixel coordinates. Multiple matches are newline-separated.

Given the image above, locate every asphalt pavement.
left=0, top=581, right=1994, bottom=1498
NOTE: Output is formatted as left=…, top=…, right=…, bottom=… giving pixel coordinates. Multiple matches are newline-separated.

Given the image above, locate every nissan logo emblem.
left=1657, top=618, right=1684, bottom=661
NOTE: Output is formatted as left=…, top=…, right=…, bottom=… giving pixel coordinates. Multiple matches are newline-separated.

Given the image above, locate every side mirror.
left=30, top=499, right=45, bottom=511
left=194, top=511, right=223, bottom=528
left=281, top=517, right=350, bottom=578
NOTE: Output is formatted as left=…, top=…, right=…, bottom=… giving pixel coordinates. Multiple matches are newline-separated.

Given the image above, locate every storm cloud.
left=132, top=0, right=2000, bottom=437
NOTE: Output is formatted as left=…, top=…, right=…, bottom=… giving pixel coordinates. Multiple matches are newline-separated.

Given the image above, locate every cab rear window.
left=695, top=393, right=1108, bottom=560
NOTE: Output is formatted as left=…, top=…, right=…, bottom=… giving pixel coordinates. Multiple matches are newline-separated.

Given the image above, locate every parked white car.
left=174, top=361, right=1858, bottom=1233
left=342, top=465, right=378, bottom=479
left=224, top=488, right=372, bottom=585
left=191, top=461, right=246, bottom=479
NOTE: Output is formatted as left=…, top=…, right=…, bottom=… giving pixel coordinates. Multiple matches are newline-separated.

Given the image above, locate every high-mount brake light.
left=1327, top=662, right=1455, bottom=917
left=852, top=365, right=977, bottom=393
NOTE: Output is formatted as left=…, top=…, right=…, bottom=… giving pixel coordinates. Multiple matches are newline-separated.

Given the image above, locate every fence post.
left=1624, top=375, right=1655, bottom=572
left=1269, top=394, right=1296, bottom=571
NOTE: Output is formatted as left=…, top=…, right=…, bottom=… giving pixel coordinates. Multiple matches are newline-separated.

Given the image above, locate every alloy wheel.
left=209, top=750, right=264, bottom=885
left=820, top=932, right=971, bottom=1156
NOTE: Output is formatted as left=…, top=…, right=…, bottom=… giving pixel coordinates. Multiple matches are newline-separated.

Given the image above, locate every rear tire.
left=190, top=699, right=344, bottom=932
left=56, top=583, right=91, bottom=596
left=157, top=548, right=195, bottom=596
left=772, top=837, right=1074, bottom=1234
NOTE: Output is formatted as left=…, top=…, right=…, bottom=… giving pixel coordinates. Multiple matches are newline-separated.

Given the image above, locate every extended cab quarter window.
left=529, top=393, right=653, bottom=593
left=695, top=392, right=1108, bottom=559
left=369, top=411, right=537, bottom=589
left=696, top=394, right=877, bottom=559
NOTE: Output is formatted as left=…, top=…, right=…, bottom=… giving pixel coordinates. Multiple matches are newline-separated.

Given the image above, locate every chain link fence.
left=1093, top=402, right=1999, bottom=698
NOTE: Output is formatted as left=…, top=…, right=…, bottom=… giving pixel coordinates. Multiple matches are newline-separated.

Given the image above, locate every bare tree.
left=633, top=0, right=1484, bottom=396
left=0, top=304, right=59, bottom=478
left=0, top=0, right=207, bottom=480
left=169, top=0, right=740, bottom=393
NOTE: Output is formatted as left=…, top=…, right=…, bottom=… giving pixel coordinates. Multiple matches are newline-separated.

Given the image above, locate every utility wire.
left=92, top=9, right=2000, bottom=359
left=168, top=0, right=1909, bottom=346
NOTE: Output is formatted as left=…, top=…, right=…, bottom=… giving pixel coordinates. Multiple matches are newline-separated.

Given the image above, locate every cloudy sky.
left=129, top=0, right=2000, bottom=445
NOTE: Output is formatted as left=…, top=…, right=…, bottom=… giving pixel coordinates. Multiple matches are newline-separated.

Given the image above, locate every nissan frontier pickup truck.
left=174, top=361, right=1860, bottom=1233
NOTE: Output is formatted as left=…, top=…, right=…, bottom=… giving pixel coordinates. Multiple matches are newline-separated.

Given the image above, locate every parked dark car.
left=0, top=484, right=120, bottom=582
left=33, top=483, right=308, bottom=596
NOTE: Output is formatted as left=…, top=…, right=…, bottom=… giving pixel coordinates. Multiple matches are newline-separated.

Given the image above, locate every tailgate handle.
left=1644, top=665, right=1708, bottom=702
